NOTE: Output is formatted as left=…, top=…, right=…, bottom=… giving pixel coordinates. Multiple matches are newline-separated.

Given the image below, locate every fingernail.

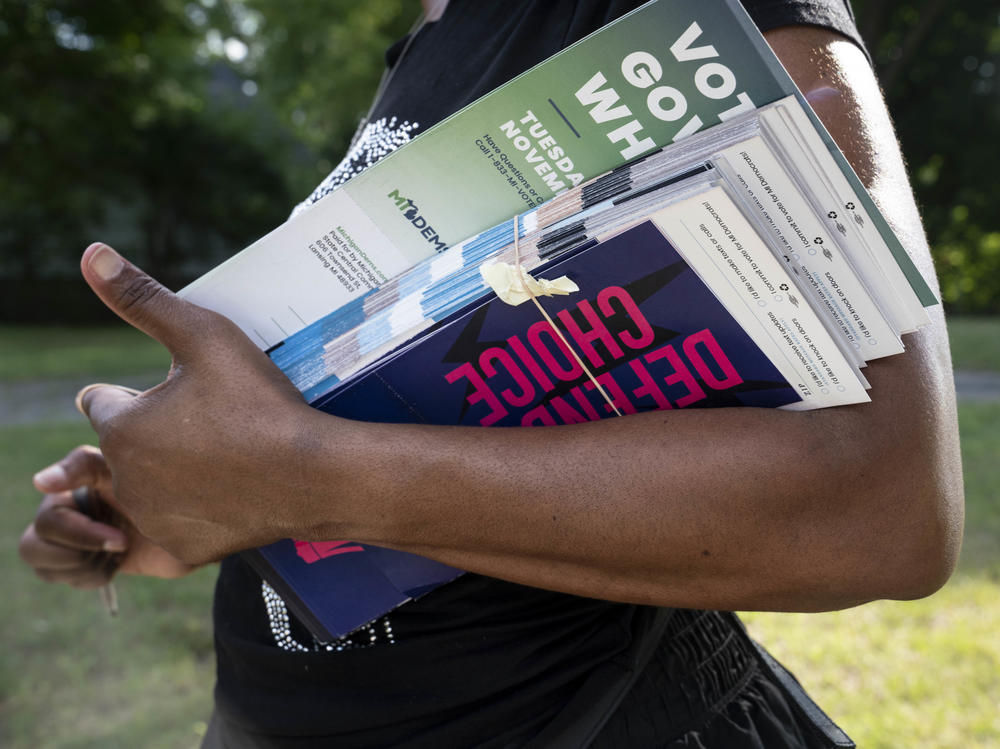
left=33, top=464, right=67, bottom=490
left=90, top=244, right=124, bottom=281
left=103, top=538, right=128, bottom=553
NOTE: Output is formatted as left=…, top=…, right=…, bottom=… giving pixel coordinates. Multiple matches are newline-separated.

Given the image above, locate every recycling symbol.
left=779, top=283, right=789, bottom=291
left=828, top=211, right=838, bottom=219
left=813, top=237, right=824, bottom=245
left=845, top=201, right=856, bottom=210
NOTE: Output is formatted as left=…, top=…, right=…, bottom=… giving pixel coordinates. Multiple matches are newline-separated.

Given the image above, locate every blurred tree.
left=854, top=0, right=1000, bottom=313
left=0, top=0, right=297, bottom=320
left=1, top=0, right=995, bottom=319
left=232, top=0, right=413, bottom=197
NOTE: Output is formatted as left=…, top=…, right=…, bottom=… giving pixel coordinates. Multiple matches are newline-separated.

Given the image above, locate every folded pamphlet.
left=180, top=1, right=937, bottom=641
left=179, top=0, right=932, bottom=351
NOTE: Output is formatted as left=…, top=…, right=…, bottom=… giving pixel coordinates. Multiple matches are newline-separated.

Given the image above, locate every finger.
left=19, top=524, right=99, bottom=570
left=77, top=384, right=138, bottom=436
left=33, top=445, right=109, bottom=494
left=33, top=495, right=128, bottom=553
left=80, top=242, right=202, bottom=355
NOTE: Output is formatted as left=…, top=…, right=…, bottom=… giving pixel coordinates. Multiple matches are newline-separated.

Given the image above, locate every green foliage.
left=955, top=400, right=1000, bottom=575
left=0, top=0, right=297, bottom=301
left=935, top=220, right=1000, bottom=315
left=2, top=1, right=996, bottom=318
left=0, top=0, right=417, bottom=321
left=854, top=0, right=1000, bottom=313
left=234, top=0, right=413, bottom=196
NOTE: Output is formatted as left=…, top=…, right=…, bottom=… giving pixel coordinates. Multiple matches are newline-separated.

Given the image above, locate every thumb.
left=76, top=384, right=140, bottom=440
left=81, top=242, right=200, bottom=354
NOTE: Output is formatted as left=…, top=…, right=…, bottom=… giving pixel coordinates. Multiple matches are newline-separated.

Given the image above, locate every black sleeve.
left=562, top=0, right=870, bottom=64
left=742, top=0, right=870, bottom=60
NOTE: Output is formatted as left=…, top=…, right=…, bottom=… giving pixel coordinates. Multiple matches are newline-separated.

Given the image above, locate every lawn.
left=743, top=399, right=1000, bottom=749
left=946, top=316, right=1000, bottom=372
left=0, top=326, right=170, bottom=383
left=0, top=422, right=216, bottom=749
left=1, top=320, right=998, bottom=747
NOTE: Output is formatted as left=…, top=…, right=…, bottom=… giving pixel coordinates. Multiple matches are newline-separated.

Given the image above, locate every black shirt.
left=210, top=2, right=865, bottom=746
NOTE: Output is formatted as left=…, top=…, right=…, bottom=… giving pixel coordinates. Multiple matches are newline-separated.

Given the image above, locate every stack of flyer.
left=179, top=0, right=935, bottom=641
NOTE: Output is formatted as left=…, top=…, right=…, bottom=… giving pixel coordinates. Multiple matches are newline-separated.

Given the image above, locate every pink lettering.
left=683, top=329, right=744, bottom=389
left=479, top=346, right=535, bottom=407
left=597, top=286, right=655, bottom=349
left=294, top=540, right=365, bottom=564
left=550, top=395, right=590, bottom=424
left=557, top=299, right=624, bottom=368
left=569, top=385, right=602, bottom=421
left=444, top=361, right=508, bottom=426
left=527, top=321, right=584, bottom=382
left=507, top=334, right=555, bottom=392
left=645, top=343, right=706, bottom=408
left=584, top=372, right=638, bottom=415
left=629, top=358, right=672, bottom=409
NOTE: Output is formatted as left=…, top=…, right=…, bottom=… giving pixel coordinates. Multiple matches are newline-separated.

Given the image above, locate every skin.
left=21, top=17, right=963, bottom=615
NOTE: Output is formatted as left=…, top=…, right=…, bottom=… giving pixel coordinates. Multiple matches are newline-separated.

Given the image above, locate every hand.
left=19, top=445, right=194, bottom=587
left=74, top=243, right=328, bottom=565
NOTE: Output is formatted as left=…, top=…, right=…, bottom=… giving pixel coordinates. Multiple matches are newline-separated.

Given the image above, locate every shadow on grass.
left=1, top=397, right=996, bottom=747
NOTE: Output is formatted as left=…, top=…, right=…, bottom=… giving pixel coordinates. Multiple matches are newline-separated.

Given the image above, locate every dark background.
left=1, top=0, right=996, bottom=321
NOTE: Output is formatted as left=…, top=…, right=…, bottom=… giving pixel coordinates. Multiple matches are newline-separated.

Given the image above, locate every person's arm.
left=69, top=25, right=963, bottom=613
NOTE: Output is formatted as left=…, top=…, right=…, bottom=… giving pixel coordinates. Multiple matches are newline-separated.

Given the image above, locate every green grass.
left=0, top=327, right=171, bottom=383
left=1, top=321, right=998, bottom=747
left=956, top=401, right=1000, bottom=574
left=6, top=412, right=997, bottom=749
left=947, top=316, right=1000, bottom=371
left=743, top=401, right=1000, bottom=749
left=0, top=422, right=216, bottom=749
left=743, top=577, right=1000, bottom=749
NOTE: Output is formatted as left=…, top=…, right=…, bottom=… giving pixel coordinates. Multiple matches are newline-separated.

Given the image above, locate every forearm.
left=289, top=27, right=963, bottom=612
left=302, top=355, right=958, bottom=613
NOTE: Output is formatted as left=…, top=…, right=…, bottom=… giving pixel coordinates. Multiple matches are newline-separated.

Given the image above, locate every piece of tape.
left=480, top=262, right=579, bottom=307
